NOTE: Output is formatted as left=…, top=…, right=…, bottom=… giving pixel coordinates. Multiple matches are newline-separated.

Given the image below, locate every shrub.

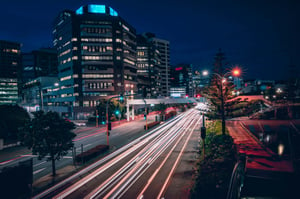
left=75, top=145, right=109, bottom=163
left=165, top=110, right=177, bottom=120
left=191, top=121, right=237, bottom=199
left=144, top=121, right=160, bottom=130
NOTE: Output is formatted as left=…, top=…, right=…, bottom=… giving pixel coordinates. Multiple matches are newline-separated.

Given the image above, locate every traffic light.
left=115, top=110, right=120, bottom=115
left=142, top=87, right=147, bottom=98
left=201, top=127, right=206, bottom=139
left=101, top=116, right=105, bottom=125
left=144, top=113, right=147, bottom=120
left=119, top=93, right=124, bottom=103
left=108, top=122, right=112, bottom=130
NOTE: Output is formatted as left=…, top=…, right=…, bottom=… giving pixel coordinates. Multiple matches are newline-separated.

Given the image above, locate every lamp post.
left=210, top=68, right=241, bottom=135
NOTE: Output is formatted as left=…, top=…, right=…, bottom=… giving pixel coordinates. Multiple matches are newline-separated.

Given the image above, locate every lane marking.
left=33, top=168, right=46, bottom=175
left=34, top=161, right=47, bottom=167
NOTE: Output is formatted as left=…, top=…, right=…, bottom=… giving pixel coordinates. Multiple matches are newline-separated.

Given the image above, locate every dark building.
left=53, top=4, right=137, bottom=119
left=136, top=33, right=161, bottom=97
left=170, top=64, right=193, bottom=97
left=151, top=38, right=170, bottom=97
left=0, top=40, right=21, bottom=104
left=21, top=48, right=58, bottom=82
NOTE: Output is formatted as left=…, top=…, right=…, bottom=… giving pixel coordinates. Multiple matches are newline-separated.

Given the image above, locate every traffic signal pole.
left=96, top=109, right=98, bottom=128
left=105, top=93, right=140, bottom=146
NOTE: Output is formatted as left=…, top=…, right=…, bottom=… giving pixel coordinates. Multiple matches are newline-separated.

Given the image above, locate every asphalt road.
left=34, top=106, right=203, bottom=199
left=0, top=114, right=155, bottom=181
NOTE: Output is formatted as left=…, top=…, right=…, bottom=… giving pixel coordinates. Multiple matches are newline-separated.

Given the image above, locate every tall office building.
left=150, top=38, right=170, bottom=97
left=136, top=33, right=161, bottom=97
left=53, top=4, right=137, bottom=119
left=21, top=48, right=58, bottom=82
left=0, top=40, right=21, bottom=105
left=170, top=64, right=193, bottom=97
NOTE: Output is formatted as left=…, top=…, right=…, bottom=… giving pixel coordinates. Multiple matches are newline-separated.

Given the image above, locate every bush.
left=144, top=121, right=160, bottom=130
left=75, top=145, right=109, bottom=163
left=0, top=105, right=30, bottom=141
left=165, top=110, right=177, bottom=120
left=191, top=121, right=237, bottom=199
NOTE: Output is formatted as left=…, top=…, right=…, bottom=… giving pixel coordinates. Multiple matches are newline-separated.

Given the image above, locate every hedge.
left=75, top=145, right=109, bottom=163
left=144, top=121, right=160, bottom=130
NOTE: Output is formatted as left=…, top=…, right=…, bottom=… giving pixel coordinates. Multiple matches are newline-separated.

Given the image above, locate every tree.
left=0, top=104, right=30, bottom=140
left=203, top=49, right=238, bottom=135
left=20, top=111, right=76, bottom=176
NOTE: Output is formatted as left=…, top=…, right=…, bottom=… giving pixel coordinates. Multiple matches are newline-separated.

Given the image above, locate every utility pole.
left=96, top=109, right=98, bottom=127
left=201, top=113, right=206, bottom=159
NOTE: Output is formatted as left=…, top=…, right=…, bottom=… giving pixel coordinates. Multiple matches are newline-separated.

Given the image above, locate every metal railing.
left=226, top=154, right=246, bottom=199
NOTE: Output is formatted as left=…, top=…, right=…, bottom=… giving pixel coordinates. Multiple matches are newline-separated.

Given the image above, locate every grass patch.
left=191, top=120, right=237, bottom=199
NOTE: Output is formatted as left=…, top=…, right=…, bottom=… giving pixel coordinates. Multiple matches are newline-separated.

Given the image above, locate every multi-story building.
left=21, top=76, right=59, bottom=113
left=53, top=4, right=137, bottom=119
left=136, top=33, right=161, bottom=98
left=21, top=48, right=58, bottom=82
left=193, top=69, right=210, bottom=96
left=150, top=38, right=170, bottom=97
left=170, top=64, right=193, bottom=97
left=0, top=40, right=21, bottom=105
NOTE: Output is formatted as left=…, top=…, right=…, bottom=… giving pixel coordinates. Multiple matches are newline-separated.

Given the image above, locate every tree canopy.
left=20, top=111, right=76, bottom=176
left=0, top=104, right=30, bottom=140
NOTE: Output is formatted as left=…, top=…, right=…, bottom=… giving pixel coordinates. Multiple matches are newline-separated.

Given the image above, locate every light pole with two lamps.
left=209, top=67, right=241, bottom=135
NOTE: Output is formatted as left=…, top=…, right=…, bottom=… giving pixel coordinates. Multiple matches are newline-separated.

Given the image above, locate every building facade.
left=53, top=5, right=137, bottom=119
left=0, top=40, right=21, bottom=105
left=170, top=64, right=193, bottom=98
left=21, top=48, right=58, bottom=83
left=136, top=33, right=161, bottom=98
left=150, top=38, right=170, bottom=97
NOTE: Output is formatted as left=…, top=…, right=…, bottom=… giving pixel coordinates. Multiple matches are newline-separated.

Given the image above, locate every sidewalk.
left=227, top=120, right=294, bottom=175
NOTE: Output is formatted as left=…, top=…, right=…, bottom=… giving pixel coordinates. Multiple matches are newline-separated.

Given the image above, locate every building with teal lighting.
left=53, top=5, right=136, bottom=119
left=0, top=40, right=21, bottom=105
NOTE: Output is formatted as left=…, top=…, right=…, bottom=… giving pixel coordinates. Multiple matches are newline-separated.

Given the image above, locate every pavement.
left=227, top=121, right=294, bottom=174
left=227, top=119, right=298, bottom=198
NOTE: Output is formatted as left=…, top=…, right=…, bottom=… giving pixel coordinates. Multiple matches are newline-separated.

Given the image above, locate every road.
left=34, top=106, right=203, bottom=199
left=0, top=114, right=155, bottom=180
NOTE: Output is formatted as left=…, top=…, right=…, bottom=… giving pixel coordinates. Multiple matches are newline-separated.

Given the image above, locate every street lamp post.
left=211, top=68, right=241, bottom=135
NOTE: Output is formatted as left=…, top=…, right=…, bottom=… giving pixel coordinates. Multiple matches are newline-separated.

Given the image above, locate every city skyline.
left=1, top=0, right=299, bottom=80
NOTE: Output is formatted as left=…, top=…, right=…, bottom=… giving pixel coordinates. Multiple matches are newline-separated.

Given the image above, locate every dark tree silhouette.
left=203, top=49, right=238, bottom=135
left=20, top=111, right=76, bottom=176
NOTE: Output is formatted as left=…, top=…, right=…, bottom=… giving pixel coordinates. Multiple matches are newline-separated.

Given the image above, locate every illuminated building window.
left=109, top=7, right=118, bottom=16
left=76, top=6, right=83, bottom=15
left=88, top=5, right=106, bottom=14
left=60, top=75, right=72, bottom=81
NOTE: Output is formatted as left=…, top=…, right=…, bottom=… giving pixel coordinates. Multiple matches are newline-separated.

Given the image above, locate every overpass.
left=125, top=97, right=197, bottom=121
left=227, top=95, right=272, bottom=106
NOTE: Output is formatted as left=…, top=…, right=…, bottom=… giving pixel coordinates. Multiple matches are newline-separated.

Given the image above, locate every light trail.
left=137, top=114, right=201, bottom=199
left=51, top=112, right=189, bottom=199
left=97, top=111, right=199, bottom=199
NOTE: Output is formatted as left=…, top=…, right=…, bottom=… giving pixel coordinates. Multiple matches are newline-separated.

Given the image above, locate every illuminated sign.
left=88, top=5, right=106, bottom=14
left=109, top=7, right=118, bottom=16
left=175, top=67, right=183, bottom=71
left=76, top=6, right=83, bottom=15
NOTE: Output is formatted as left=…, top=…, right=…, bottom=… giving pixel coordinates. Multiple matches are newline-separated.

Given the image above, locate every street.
left=34, top=107, right=202, bottom=199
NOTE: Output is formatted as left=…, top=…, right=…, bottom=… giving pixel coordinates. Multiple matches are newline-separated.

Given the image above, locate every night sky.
left=1, top=0, right=299, bottom=80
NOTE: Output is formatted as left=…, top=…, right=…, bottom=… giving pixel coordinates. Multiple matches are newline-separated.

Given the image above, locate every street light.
left=211, top=67, right=242, bottom=135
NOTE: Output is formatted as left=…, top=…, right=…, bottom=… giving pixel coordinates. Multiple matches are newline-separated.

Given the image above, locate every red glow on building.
left=175, top=67, right=183, bottom=71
